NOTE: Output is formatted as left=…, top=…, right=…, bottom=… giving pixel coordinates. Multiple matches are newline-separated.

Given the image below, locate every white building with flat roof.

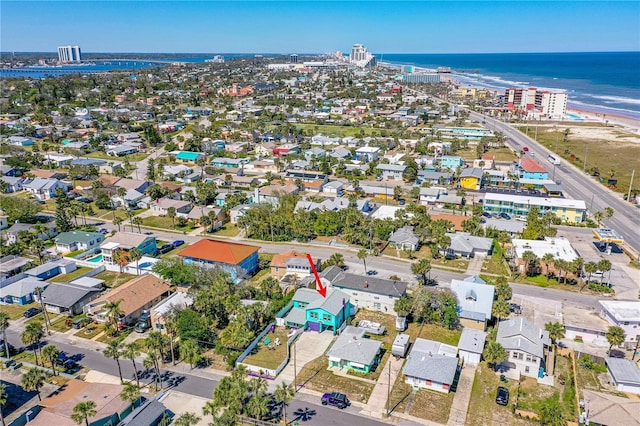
left=599, top=301, right=640, bottom=346
left=483, top=193, right=586, bottom=224
left=511, top=237, right=579, bottom=262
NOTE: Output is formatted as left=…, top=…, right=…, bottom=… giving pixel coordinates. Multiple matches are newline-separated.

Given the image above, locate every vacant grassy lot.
left=409, top=388, right=455, bottom=424
left=296, top=355, right=375, bottom=404
left=49, top=266, right=93, bottom=283
left=241, top=328, right=290, bottom=370
left=0, top=302, right=41, bottom=320
left=404, top=322, right=462, bottom=347
left=456, top=147, right=516, bottom=162
left=211, top=224, right=241, bottom=237
left=93, top=271, right=136, bottom=288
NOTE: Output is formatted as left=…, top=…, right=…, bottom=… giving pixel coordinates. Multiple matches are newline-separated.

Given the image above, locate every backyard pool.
left=87, top=254, right=103, bottom=263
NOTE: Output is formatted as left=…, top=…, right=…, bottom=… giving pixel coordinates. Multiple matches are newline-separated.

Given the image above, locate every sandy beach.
left=566, top=106, right=640, bottom=134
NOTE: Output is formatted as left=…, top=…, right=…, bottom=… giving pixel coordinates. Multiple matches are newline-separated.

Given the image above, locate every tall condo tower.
left=57, top=45, right=82, bottom=63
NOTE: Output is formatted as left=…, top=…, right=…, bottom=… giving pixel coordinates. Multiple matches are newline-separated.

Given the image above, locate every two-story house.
left=439, top=156, right=464, bottom=171
left=459, top=167, right=484, bottom=190
left=354, top=146, right=380, bottom=163
left=282, top=287, right=352, bottom=333
left=55, top=231, right=105, bottom=254
left=450, top=275, right=495, bottom=331
left=496, top=317, right=552, bottom=379
left=517, top=158, right=549, bottom=180
left=270, top=249, right=320, bottom=280
left=376, top=164, right=407, bottom=181
left=599, top=301, right=640, bottom=348
left=100, top=232, right=157, bottom=264
left=177, top=239, right=259, bottom=283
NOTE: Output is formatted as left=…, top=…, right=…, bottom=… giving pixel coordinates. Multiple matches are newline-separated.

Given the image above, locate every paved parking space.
left=273, top=330, right=335, bottom=389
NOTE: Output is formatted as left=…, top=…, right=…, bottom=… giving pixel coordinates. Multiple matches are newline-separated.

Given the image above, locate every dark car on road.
left=496, top=386, right=509, bottom=406
left=321, top=392, right=350, bottom=409
left=24, top=307, right=42, bottom=318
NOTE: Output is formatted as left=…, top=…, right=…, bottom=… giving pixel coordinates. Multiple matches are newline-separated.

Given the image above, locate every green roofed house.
left=327, top=326, right=382, bottom=373
left=176, top=151, right=205, bottom=164
left=55, top=231, right=105, bottom=254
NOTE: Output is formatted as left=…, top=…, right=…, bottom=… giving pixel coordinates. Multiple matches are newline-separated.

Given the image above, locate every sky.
left=2, top=1, right=639, bottom=54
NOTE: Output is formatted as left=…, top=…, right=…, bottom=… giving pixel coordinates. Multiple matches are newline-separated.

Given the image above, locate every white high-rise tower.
left=57, top=45, right=82, bottom=63
left=349, top=43, right=376, bottom=68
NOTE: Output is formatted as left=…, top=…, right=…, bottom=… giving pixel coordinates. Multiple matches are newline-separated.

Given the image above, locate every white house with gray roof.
left=458, top=328, right=487, bottom=365
left=388, top=225, right=420, bottom=251
left=445, top=232, right=493, bottom=259
left=599, top=300, right=640, bottom=346
left=451, top=275, right=495, bottom=331
left=55, top=231, right=105, bottom=254
left=605, top=357, right=640, bottom=395
left=403, top=338, right=459, bottom=393
left=496, top=317, right=551, bottom=379
left=327, top=326, right=382, bottom=373
left=376, top=164, right=407, bottom=180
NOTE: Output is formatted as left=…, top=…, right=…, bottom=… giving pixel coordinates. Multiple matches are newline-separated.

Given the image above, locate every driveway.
left=273, top=330, right=335, bottom=390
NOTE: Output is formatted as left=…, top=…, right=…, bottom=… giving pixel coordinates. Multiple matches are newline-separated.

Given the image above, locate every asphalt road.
left=469, top=111, right=640, bottom=254
left=4, top=330, right=395, bottom=426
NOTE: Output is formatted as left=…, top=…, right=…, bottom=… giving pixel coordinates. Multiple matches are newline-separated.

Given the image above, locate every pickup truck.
left=321, top=392, right=350, bottom=409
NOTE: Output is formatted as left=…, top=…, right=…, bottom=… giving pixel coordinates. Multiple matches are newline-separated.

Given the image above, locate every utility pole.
left=627, top=169, right=635, bottom=203
left=386, top=359, right=391, bottom=416
left=583, top=146, right=588, bottom=173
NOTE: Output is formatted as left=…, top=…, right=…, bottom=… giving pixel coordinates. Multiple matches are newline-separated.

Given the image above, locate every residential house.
left=30, top=380, right=136, bottom=426
left=174, top=151, right=205, bottom=164
left=327, top=326, right=382, bottom=373
left=329, top=147, right=352, bottom=160
left=2, top=221, right=58, bottom=245
left=150, top=198, right=193, bottom=217
left=450, top=275, right=495, bottom=330
left=0, top=165, right=20, bottom=177
left=100, top=232, right=157, bottom=264
left=0, top=175, right=25, bottom=192
left=320, top=265, right=407, bottom=315
left=114, top=178, right=151, bottom=194
left=270, top=249, right=318, bottom=280
left=85, top=274, right=170, bottom=325
left=445, top=232, right=493, bottom=259
left=0, top=277, right=44, bottom=305
left=459, top=168, right=484, bottom=190
left=178, top=239, right=259, bottom=283
left=354, top=146, right=380, bottom=163
left=117, top=398, right=171, bottom=426
left=416, top=171, right=453, bottom=185
left=322, top=180, right=345, bottom=196
left=517, top=158, right=549, bottom=180
left=311, top=135, right=341, bottom=146
left=473, top=155, right=495, bottom=169
left=255, top=142, right=276, bottom=157
left=304, top=147, right=327, bottom=161
left=605, top=358, right=640, bottom=395
left=55, top=231, right=105, bottom=254
left=581, top=390, right=640, bottom=426
left=376, top=164, right=407, bottom=180
left=150, top=291, right=194, bottom=334
left=482, top=218, right=526, bottom=236
left=483, top=193, right=587, bottom=224
left=510, top=237, right=579, bottom=275
left=251, top=159, right=278, bottom=173
left=117, top=132, right=144, bottom=144
left=106, top=144, right=139, bottom=157
left=419, top=187, right=448, bottom=206
left=0, top=255, right=31, bottom=280
left=210, top=157, right=251, bottom=168
left=22, top=178, right=68, bottom=200
left=25, top=259, right=76, bottom=280
left=229, top=204, right=252, bottom=225
left=163, top=164, right=192, bottom=180
left=6, top=136, right=34, bottom=146
left=439, top=156, right=464, bottom=171
left=458, top=328, right=487, bottom=365
left=282, top=287, right=352, bottom=333
left=254, top=184, right=299, bottom=205
left=403, top=338, right=459, bottom=393
left=272, top=144, right=300, bottom=157
left=186, top=206, right=226, bottom=230
left=388, top=226, right=420, bottom=252
left=40, top=282, right=102, bottom=315
left=496, top=317, right=552, bottom=379
left=112, top=188, right=147, bottom=209
left=599, top=301, right=640, bottom=347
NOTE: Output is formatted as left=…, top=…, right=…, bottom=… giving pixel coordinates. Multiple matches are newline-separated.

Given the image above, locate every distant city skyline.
left=2, top=1, right=639, bottom=54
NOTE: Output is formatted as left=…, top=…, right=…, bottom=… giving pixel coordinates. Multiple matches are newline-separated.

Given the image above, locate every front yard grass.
left=93, top=271, right=136, bottom=288
left=49, top=266, right=93, bottom=283
left=388, top=368, right=412, bottom=415
left=0, top=302, right=39, bottom=320
left=211, top=224, right=240, bottom=237
left=409, top=388, right=455, bottom=424
left=74, top=323, right=105, bottom=339
left=296, top=355, right=375, bottom=404
left=404, top=322, right=462, bottom=347
left=241, top=328, right=290, bottom=370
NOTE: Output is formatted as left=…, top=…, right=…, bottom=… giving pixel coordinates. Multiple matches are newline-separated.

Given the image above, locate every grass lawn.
left=249, top=268, right=271, bottom=285
left=211, top=224, right=240, bottom=237
left=241, top=328, right=290, bottom=370
left=86, top=151, right=149, bottom=162
left=465, top=363, right=528, bottom=426
left=96, top=329, right=132, bottom=344
left=93, top=271, right=136, bottom=288
left=516, top=376, right=557, bottom=413
left=0, top=302, right=40, bottom=320
left=481, top=254, right=509, bottom=276
left=519, top=126, right=640, bottom=195
left=431, top=256, right=469, bottom=272
left=74, top=323, right=104, bottom=339
left=575, top=363, right=602, bottom=392
left=352, top=310, right=397, bottom=346
left=409, top=388, right=455, bottom=424
left=141, top=216, right=196, bottom=232
left=388, top=369, right=412, bottom=415
left=404, top=322, right=461, bottom=347
left=297, top=355, right=375, bottom=404
left=49, top=315, right=80, bottom=333
left=49, top=266, right=93, bottom=283
left=382, top=244, right=430, bottom=260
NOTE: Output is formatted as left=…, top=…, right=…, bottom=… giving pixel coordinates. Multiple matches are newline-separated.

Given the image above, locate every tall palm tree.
left=22, top=368, right=47, bottom=401
left=411, top=258, right=432, bottom=285
left=128, top=247, right=143, bottom=276
left=113, top=248, right=130, bottom=274
left=173, top=413, right=201, bottom=426
left=21, top=322, right=44, bottom=366
left=113, top=216, right=123, bottom=232
left=120, top=382, right=141, bottom=408
left=71, top=400, right=97, bottom=426
left=132, top=216, right=143, bottom=233
left=542, top=253, right=555, bottom=282
left=179, top=339, right=201, bottom=369
left=0, top=383, right=7, bottom=426
left=274, top=381, right=295, bottom=424
left=544, top=322, right=566, bottom=346
left=167, top=207, right=177, bottom=228
left=103, top=340, right=124, bottom=382
left=583, top=261, right=599, bottom=291
left=122, top=342, right=141, bottom=387
left=605, top=326, right=626, bottom=355
left=103, top=299, right=124, bottom=331
left=597, top=259, right=612, bottom=286
left=34, top=286, right=51, bottom=333
left=357, top=248, right=368, bottom=274
left=42, top=345, right=60, bottom=376
left=0, top=312, right=10, bottom=358
left=247, top=392, right=270, bottom=421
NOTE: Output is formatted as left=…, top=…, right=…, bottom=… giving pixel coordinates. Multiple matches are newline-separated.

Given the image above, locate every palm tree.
left=0, top=312, right=10, bottom=358
left=128, top=247, right=143, bottom=276
left=42, top=344, right=60, bottom=376
left=174, top=413, right=201, bottom=426
left=597, top=259, right=612, bottom=286
left=357, top=248, right=368, bottom=274
left=544, top=322, right=566, bottom=346
left=411, top=258, right=432, bottom=285
left=326, top=253, right=345, bottom=268
left=583, top=261, right=599, bottom=290
left=605, top=326, right=626, bottom=355
left=200, top=215, right=211, bottom=235
left=492, top=299, right=510, bottom=321
left=103, top=299, right=124, bottom=331
left=167, top=206, right=177, bottom=228
left=103, top=340, right=124, bottom=382
left=521, top=250, right=539, bottom=276
left=113, top=216, right=124, bottom=232
left=594, top=211, right=603, bottom=227
left=495, top=281, right=512, bottom=301
left=604, top=207, right=614, bottom=219
left=274, top=381, right=295, bottom=424
left=179, top=339, right=201, bottom=369
left=34, top=286, right=51, bottom=333
left=120, top=382, right=141, bottom=408
left=542, top=253, right=555, bottom=282
left=132, top=216, right=143, bottom=233
left=122, top=342, right=141, bottom=387
left=482, top=341, right=507, bottom=371
left=22, top=368, right=47, bottom=401
left=0, top=383, right=7, bottom=426
left=71, top=400, right=97, bottom=426
left=113, top=248, right=130, bottom=274
left=247, top=392, right=270, bottom=421
left=202, top=400, right=219, bottom=423
left=21, top=322, right=44, bottom=366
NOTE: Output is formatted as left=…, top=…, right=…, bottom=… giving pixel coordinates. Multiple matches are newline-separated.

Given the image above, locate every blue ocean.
left=381, top=52, right=640, bottom=120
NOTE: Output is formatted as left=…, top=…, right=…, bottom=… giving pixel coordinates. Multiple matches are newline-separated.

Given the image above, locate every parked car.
left=172, top=240, right=185, bottom=248
left=498, top=212, right=512, bottom=220
left=482, top=212, right=492, bottom=218
left=523, top=147, right=529, bottom=152
left=71, top=317, right=92, bottom=329
left=515, top=215, right=527, bottom=222
left=321, top=392, right=350, bottom=409
left=509, top=303, right=522, bottom=315
left=24, top=307, right=42, bottom=318
left=158, top=244, right=173, bottom=254
left=144, top=231, right=154, bottom=235
left=97, top=228, right=109, bottom=234
left=496, top=386, right=509, bottom=406
left=135, top=312, right=151, bottom=333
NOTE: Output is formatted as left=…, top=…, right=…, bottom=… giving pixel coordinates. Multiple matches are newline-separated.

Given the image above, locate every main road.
left=468, top=111, right=640, bottom=254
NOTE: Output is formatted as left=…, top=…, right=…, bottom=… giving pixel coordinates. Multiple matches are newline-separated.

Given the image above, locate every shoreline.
left=565, top=107, right=640, bottom=133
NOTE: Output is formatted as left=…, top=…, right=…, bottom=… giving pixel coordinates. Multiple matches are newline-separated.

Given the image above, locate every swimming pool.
left=566, top=113, right=585, bottom=121
left=87, top=254, right=103, bottom=263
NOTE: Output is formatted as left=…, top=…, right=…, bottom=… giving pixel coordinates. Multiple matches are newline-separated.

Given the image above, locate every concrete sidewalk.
left=361, top=356, right=405, bottom=418
left=465, top=254, right=485, bottom=276
left=447, top=364, right=477, bottom=426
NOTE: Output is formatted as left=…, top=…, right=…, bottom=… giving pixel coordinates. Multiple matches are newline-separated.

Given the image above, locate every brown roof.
left=259, top=183, right=298, bottom=196
left=33, top=379, right=129, bottom=426
left=160, top=182, right=182, bottom=191
left=271, top=249, right=307, bottom=268
left=178, top=239, right=259, bottom=265
left=30, top=169, right=64, bottom=179
left=90, top=274, right=170, bottom=316
left=100, top=232, right=153, bottom=249
left=520, top=157, right=548, bottom=173
left=114, top=178, right=148, bottom=190
left=98, top=175, right=121, bottom=187
left=430, top=213, right=466, bottom=231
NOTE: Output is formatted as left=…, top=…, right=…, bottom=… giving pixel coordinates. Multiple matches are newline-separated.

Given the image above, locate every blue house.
left=24, top=259, right=76, bottom=280
left=178, top=239, right=259, bottom=283
left=518, top=158, right=549, bottom=180
left=0, top=278, right=46, bottom=305
left=210, top=157, right=250, bottom=168
left=283, top=287, right=352, bottom=334
left=176, top=151, right=205, bottom=163
left=439, top=156, right=464, bottom=171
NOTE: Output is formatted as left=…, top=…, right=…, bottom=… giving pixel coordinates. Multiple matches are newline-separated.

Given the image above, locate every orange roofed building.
left=223, top=83, right=254, bottom=97
left=178, top=239, right=259, bottom=283
left=270, top=249, right=320, bottom=279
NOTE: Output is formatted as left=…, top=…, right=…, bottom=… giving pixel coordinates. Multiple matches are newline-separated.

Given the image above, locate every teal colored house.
left=176, top=151, right=205, bottom=163
left=327, top=326, right=382, bottom=373
left=439, top=156, right=464, bottom=171
left=284, top=287, right=352, bottom=333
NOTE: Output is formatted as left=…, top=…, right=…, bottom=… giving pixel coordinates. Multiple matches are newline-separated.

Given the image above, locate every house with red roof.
left=517, top=158, right=549, bottom=180
left=177, top=239, right=259, bottom=283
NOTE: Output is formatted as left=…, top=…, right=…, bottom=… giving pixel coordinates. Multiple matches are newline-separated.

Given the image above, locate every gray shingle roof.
left=388, top=226, right=419, bottom=247
left=606, top=357, right=640, bottom=386
left=496, top=317, right=550, bottom=358
left=451, top=278, right=495, bottom=320
left=0, top=278, right=44, bottom=298
left=325, top=266, right=408, bottom=298
left=403, top=350, right=458, bottom=384
left=458, top=328, right=487, bottom=355
left=41, top=283, right=101, bottom=308
left=446, top=232, right=493, bottom=254
left=118, top=399, right=168, bottom=426
left=284, top=307, right=307, bottom=325
left=328, top=326, right=382, bottom=365
left=307, top=287, right=350, bottom=316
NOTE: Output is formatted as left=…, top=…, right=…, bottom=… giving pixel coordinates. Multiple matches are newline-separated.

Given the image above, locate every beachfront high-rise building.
left=290, top=54, right=298, bottom=63
left=505, top=87, right=567, bottom=118
left=57, top=45, right=82, bottom=63
left=349, top=43, right=376, bottom=68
